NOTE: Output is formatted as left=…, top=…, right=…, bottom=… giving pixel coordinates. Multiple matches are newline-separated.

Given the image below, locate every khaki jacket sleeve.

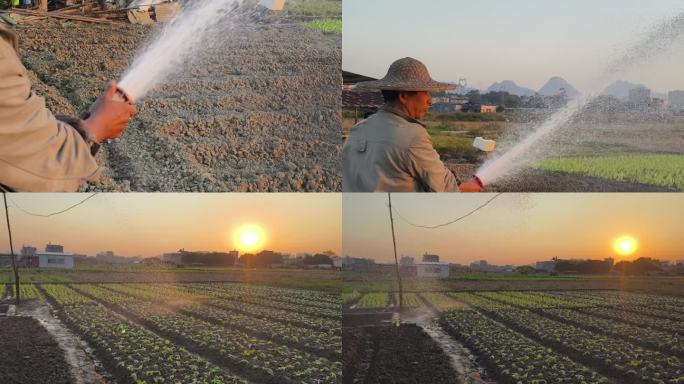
left=407, top=130, right=460, bottom=192
left=0, top=35, right=99, bottom=192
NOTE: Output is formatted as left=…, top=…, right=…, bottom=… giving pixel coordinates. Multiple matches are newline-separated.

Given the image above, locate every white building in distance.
left=23, top=244, right=74, bottom=269
left=416, top=253, right=449, bottom=278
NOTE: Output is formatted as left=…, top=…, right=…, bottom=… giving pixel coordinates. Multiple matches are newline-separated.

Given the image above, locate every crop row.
left=420, top=292, right=466, bottom=311
left=75, top=284, right=341, bottom=384
left=185, top=283, right=340, bottom=319
left=118, top=283, right=338, bottom=331
left=42, top=284, right=245, bottom=384
left=456, top=292, right=684, bottom=383
left=102, top=283, right=340, bottom=357
left=476, top=291, right=684, bottom=358
left=355, top=292, right=389, bottom=309
left=392, top=292, right=422, bottom=308
left=548, top=291, right=684, bottom=321
left=441, top=309, right=608, bottom=383
left=6, top=284, right=45, bottom=301
left=342, top=290, right=361, bottom=304
left=192, top=282, right=342, bottom=310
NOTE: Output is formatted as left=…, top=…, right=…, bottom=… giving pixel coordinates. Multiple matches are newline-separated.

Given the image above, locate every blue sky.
left=343, top=0, right=684, bottom=93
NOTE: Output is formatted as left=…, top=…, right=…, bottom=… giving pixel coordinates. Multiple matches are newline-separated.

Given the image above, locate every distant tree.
left=240, top=251, right=283, bottom=268
left=303, top=254, right=333, bottom=265
left=516, top=265, right=535, bottom=275
left=614, top=258, right=662, bottom=275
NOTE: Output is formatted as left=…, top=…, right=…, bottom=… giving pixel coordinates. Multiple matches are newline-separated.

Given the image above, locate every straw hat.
left=354, top=57, right=456, bottom=92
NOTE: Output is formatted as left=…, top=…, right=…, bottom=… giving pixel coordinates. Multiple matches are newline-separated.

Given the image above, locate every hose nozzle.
left=473, top=175, right=484, bottom=189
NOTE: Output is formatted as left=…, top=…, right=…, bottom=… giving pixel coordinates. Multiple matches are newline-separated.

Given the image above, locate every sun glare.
left=613, top=235, right=638, bottom=256
left=233, top=224, right=267, bottom=253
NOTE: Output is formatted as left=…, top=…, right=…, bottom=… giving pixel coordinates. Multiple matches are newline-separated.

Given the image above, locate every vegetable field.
left=13, top=282, right=341, bottom=384
left=534, top=154, right=684, bottom=191
left=436, top=290, right=684, bottom=384
left=343, top=289, right=684, bottom=384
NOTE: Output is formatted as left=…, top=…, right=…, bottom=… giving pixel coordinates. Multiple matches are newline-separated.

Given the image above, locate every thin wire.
left=7, top=193, right=98, bottom=218
left=391, top=193, right=503, bottom=229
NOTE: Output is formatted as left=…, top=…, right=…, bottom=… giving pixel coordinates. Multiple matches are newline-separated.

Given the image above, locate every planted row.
left=42, top=284, right=244, bottom=384
left=457, top=293, right=684, bottom=383
left=441, top=309, right=608, bottom=383
left=103, top=283, right=341, bottom=357
left=76, top=284, right=341, bottom=384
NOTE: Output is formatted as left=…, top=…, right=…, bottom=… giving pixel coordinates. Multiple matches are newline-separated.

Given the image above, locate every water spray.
left=473, top=12, right=684, bottom=187
left=117, top=0, right=246, bottom=102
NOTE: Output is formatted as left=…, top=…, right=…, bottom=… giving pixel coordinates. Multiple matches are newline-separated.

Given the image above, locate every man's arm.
left=0, top=37, right=135, bottom=191
left=406, top=130, right=461, bottom=192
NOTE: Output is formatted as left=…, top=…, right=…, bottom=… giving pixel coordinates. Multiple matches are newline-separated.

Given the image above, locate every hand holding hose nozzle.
left=82, top=81, right=137, bottom=144
left=459, top=175, right=484, bottom=192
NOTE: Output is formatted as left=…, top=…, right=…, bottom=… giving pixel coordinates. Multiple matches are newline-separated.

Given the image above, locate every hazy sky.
left=0, top=194, right=341, bottom=257
left=343, top=0, right=684, bottom=93
left=343, top=194, right=684, bottom=265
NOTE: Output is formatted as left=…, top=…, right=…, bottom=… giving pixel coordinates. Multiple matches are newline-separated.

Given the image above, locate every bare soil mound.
left=343, top=324, right=459, bottom=384
left=0, top=316, right=74, bottom=384
left=16, top=17, right=340, bottom=191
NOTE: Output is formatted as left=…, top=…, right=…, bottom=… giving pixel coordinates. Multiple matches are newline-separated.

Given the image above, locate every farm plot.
left=37, top=282, right=341, bottom=384
left=17, top=5, right=341, bottom=192
left=441, top=290, right=684, bottom=384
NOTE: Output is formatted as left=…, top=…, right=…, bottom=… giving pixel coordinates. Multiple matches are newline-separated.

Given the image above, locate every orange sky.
left=1, top=194, right=341, bottom=257
left=343, top=193, right=684, bottom=265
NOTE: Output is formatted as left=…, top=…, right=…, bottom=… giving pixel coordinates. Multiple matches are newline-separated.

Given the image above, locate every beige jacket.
left=342, top=106, right=460, bottom=192
left=0, top=25, right=98, bottom=192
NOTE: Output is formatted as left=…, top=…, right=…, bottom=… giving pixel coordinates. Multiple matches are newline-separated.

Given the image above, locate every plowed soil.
left=15, top=16, right=340, bottom=191
left=0, top=317, right=74, bottom=384
left=343, top=324, right=459, bottom=384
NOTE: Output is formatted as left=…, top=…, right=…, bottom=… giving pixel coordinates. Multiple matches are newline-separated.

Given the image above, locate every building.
left=628, top=86, right=651, bottom=107
left=416, top=261, right=450, bottom=278
left=415, top=253, right=449, bottom=278
left=480, top=105, right=497, bottom=113
left=535, top=260, right=556, bottom=272
left=669, top=90, right=684, bottom=111
left=470, top=260, right=516, bottom=273
left=400, top=256, right=415, bottom=267
left=22, top=244, right=74, bottom=269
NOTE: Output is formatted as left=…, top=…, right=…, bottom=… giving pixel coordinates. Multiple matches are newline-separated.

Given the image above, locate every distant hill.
left=487, top=80, right=536, bottom=96
left=538, top=76, right=579, bottom=97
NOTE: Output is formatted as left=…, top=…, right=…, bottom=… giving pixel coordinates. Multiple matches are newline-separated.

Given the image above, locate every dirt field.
left=0, top=317, right=74, bottom=384
left=343, top=324, right=460, bottom=384
left=16, top=15, right=341, bottom=191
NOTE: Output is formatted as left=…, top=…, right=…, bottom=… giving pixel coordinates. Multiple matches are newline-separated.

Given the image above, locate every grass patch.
left=302, top=19, right=341, bottom=34
left=534, top=154, right=684, bottom=190
left=285, top=0, right=341, bottom=18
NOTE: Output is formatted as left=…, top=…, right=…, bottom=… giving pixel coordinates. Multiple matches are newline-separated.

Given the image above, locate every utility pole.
left=387, top=193, right=403, bottom=311
left=3, top=193, right=19, bottom=304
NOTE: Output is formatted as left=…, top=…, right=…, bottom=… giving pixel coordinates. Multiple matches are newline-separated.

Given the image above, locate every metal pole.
left=387, top=193, right=403, bottom=311
left=3, top=193, right=19, bottom=304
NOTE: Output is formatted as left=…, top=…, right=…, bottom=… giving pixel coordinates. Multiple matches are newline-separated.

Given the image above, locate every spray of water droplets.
left=118, top=0, right=246, bottom=101
left=476, top=12, right=684, bottom=186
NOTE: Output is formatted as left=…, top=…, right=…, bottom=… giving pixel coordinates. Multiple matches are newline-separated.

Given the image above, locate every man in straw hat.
left=343, top=57, right=483, bottom=192
left=0, top=24, right=136, bottom=192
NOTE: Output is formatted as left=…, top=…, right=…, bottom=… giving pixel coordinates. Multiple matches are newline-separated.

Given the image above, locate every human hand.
left=82, top=81, right=136, bottom=143
left=458, top=177, right=484, bottom=192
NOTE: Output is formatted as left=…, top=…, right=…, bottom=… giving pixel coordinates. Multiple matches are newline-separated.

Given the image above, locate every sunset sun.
left=613, top=235, right=638, bottom=256
left=233, top=224, right=267, bottom=253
